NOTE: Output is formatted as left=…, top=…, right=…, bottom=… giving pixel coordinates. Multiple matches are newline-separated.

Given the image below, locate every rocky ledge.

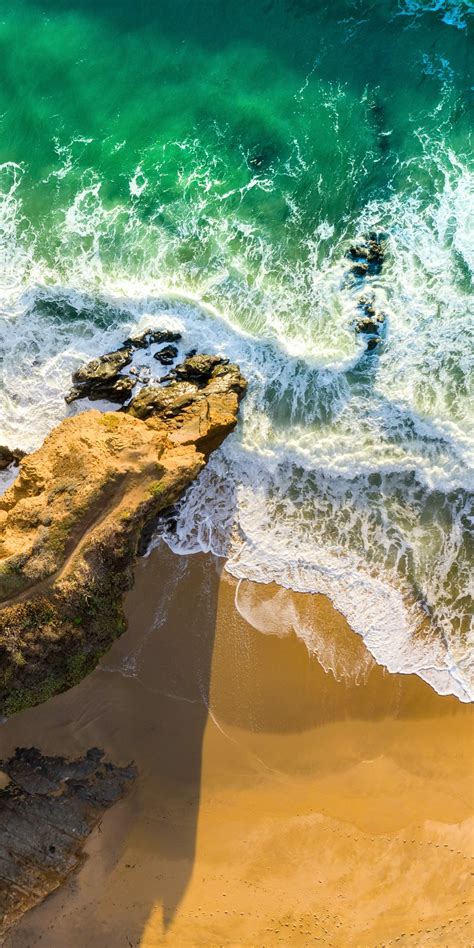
left=0, top=746, right=136, bottom=938
left=0, top=353, right=246, bottom=716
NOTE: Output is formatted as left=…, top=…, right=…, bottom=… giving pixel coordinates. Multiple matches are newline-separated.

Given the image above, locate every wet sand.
left=1, top=543, right=473, bottom=946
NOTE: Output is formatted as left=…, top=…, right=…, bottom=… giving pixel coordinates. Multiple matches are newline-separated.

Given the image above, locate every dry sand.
left=1, top=543, right=473, bottom=946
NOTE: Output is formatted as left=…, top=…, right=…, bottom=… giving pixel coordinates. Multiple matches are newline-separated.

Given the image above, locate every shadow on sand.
left=0, top=536, right=227, bottom=945
left=119, top=541, right=224, bottom=934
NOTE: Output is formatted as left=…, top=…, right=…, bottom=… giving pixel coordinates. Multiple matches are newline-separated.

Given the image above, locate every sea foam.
left=0, top=134, right=472, bottom=704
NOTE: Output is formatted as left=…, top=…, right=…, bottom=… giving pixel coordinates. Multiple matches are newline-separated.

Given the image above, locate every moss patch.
left=148, top=479, right=167, bottom=497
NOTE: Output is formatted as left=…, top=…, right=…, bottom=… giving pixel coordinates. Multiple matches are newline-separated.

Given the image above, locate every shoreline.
left=223, top=561, right=473, bottom=705
left=2, top=542, right=472, bottom=946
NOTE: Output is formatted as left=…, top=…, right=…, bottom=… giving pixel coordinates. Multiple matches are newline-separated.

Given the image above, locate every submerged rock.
left=0, top=354, right=246, bottom=716
left=247, top=142, right=278, bottom=170
left=0, top=747, right=136, bottom=938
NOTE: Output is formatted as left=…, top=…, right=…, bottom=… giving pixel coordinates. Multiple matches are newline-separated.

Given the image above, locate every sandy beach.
left=2, top=542, right=473, bottom=947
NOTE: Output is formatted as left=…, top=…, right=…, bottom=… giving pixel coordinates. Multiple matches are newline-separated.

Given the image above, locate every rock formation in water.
left=0, top=354, right=246, bottom=716
left=0, top=448, right=25, bottom=473
left=0, top=746, right=136, bottom=938
left=346, top=234, right=387, bottom=352
left=347, top=233, right=385, bottom=276
left=65, top=327, right=183, bottom=404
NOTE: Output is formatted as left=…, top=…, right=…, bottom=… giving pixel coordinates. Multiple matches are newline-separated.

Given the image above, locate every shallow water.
left=0, top=0, right=472, bottom=697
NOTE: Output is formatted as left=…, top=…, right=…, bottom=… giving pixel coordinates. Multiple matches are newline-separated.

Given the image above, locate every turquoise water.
left=0, top=0, right=473, bottom=697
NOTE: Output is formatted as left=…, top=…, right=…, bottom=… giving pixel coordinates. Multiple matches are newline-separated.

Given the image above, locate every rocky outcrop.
left=169, top=353, right=224, bottom=382
left=64, top=328, right=183, bottom=404
left=0, top=448, right=25, bottom=473
left=354, top=294, right=386, bottom=350
left=127, top=356, right=245, bottom=456
left=345, top=234, right=388, bottom=353
left=0, top=747, right=136, bottom=938
left=347, top=234, right=385, bottom=276
left=66, top=374, right=137, bottom=405
left=65, top=347, right=135, bottom=404
left=0, top=355, right=246, bottom=716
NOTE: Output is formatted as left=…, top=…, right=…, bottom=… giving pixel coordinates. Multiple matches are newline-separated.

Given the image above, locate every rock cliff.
left=0, top=747, right=136, bottom=938
left=0, top=355, right=246, bottom=716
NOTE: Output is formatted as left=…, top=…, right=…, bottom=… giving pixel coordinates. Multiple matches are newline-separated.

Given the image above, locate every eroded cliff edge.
left=0, top=354, right=246, bottom=716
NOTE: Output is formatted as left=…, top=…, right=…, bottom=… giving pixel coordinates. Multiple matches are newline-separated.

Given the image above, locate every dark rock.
left=358, top=295, right=377, bottom=317
left=153, top=344, right=179, bottom=366
left=124, top=335, right=148, bottom=349
left=0, top=747, right=136, bottom=938
left=86, top=375, right=137, bottom=403
left=123, top=332, right=149, bottom=349
left=66, top=348, right=137, bottom=404
left=353, top=292, right=387, bottom=344
left=347, top=235, right=386, bottom=275
left=366, top=239, right=385, bottom=267
left=127, top=357, right=245, bottom=431
left=123, top=328, right=182, bottom=349
left=348, top=244, right=370, bottom=261
left=355, top=297, right=386, bottom=336
left=351, top=262, right=369, bottom=277
left=126, top=382, right=197, bottom=421
left=148, top=329, right=181, bottom=345
left=64, top=386, right=83, bottom=405
left=66, top=374, right=136, bottom=405
left=171, top=354, right=227, bottom=385
left=356, top=318, right=381, bottom=334
left=72, top=348, right=133, bottom=386
left=13, top=449, right=25, bottom=467
left=0, top=447, right=25, bottom=471
left=367, top=337, right=381, bottom=351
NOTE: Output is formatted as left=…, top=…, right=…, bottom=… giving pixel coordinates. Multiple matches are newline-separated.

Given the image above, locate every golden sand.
left=2, top=544, right=473, bottom=946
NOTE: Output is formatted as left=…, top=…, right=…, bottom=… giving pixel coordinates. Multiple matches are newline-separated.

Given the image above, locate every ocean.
left=0, top=0, right=472, bottom=700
